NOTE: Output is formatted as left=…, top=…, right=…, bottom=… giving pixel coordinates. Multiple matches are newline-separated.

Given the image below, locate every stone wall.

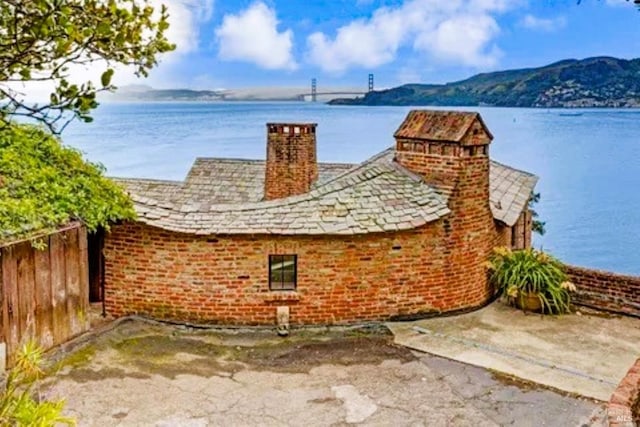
left=104, top=221, right=496, bottom=326
left=565, top=265, right=640, bottom=317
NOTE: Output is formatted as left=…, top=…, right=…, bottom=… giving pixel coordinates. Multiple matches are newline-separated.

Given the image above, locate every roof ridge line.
left=311, top=146, right=395, bottom=190
left=204, top=162, right=393, bottom=213
left=490, top=159, right=538, bottom=178
left=111, top=177, right=184, bottom=185
left=132, top=161, right=395, bottom=215
left=193, top=157, right=265, bottom=163
left=192, top=157, right=356, bottom=166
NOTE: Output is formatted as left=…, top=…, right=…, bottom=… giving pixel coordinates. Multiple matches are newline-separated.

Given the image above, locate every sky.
left=116, top=0, right=640, bottom=90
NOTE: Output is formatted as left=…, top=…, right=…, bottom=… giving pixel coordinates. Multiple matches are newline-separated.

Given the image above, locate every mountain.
left=106, top=86, right=225, bottom=101
left=329, top=57, right=640, bottom=108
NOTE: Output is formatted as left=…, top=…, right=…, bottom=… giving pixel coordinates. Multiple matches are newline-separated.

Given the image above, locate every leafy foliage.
left=0, top=123, right=135, bottom=242
left=0, top=0, right=174, bottom=132
left=529, top=192, right=546, bottom=236
left=0, top=341, right=75, bottom=426
left=487, top=247, right=576, bottom=314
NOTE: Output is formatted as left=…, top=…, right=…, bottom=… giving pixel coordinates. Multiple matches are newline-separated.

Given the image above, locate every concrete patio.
left=45, top=319, right=606, bottom=426
left=387, top=302, right=640, bottom=401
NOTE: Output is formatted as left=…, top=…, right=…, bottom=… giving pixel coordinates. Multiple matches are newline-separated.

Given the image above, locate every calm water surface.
left=63, top=102, right=640, bottom=275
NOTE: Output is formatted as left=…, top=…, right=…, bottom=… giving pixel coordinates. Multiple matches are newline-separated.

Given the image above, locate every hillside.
left=329, top=57, right=640, bottom=108
left=106, top=86, right=225, bottom=101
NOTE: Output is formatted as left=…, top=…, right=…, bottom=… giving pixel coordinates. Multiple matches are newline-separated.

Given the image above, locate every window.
left=269, top=255, right=297, bottom=291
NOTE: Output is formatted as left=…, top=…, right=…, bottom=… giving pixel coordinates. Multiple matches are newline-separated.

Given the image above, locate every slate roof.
left=394, top=110, right=493, bottom=142
left=490, top=160, right=539, bottom=226
left=114, top=146, right=536, bottom=235
left=116, top=153, right=451, bottom=235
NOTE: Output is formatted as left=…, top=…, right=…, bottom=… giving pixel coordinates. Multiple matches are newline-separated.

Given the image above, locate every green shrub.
left=487, top=247, right=576, bottom=314
left=0, top=341, right=75, bottom=426
left=0, top=123, right=135, bottom=243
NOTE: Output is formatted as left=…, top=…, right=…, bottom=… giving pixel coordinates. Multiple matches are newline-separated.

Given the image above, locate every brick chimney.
left=394, top=110, right=495, bottom=306
left=393, top=110, right=492, bottom=192
left=264, top=123, right=318, bottom=200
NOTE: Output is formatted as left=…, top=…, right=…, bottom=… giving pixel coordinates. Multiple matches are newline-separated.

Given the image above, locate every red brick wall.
left=105, top=117, right=503, bottom=326
left=104, top=220, right=495, bottom=326
left=440, top=154, right=495, bottom=303
left=395, top=134, right=495, bottom=321
left=565, top=265, right=640, bottom=317
left=264, top=123, right=318, bottom=200
left=608, top=358, right=640, bottom=427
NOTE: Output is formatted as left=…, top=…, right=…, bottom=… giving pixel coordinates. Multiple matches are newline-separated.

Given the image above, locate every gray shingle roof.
left=120, top=157, right=450, bottom=235
left=114, top=147, right=536, bottom=235
left=490, top=160, right=539, bottom=226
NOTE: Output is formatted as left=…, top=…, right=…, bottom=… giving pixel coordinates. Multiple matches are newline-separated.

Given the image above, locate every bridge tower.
left=368, top=74, right=374, bottom=92
left=311, top=78, right=317, bottom=102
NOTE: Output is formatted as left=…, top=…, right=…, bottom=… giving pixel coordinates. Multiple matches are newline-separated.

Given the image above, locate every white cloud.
left=215, top=2, right=297, bottom=70
left=520, top=14, right=567, bottom=32
left=306, top=0, right=519, bottom=73
left=155, top=0, right=215, bottom=56
left=415, top=14, right=502, bottom=67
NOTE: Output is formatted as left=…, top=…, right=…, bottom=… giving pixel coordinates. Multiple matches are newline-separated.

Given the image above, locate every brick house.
left=103, top=110, right=538, bottom=326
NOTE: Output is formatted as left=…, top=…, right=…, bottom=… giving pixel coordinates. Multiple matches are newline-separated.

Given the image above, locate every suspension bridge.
left=298, top=74, right=375, bottom=102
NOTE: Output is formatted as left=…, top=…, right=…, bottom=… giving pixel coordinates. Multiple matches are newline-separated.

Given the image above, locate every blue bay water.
left=63, top=102, right=640, bottom=275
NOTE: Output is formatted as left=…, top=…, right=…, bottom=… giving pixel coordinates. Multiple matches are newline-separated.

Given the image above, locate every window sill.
left=262, top=291, right=300, bottom=303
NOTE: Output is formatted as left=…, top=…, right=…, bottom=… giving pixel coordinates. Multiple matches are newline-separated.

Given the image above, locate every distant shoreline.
left=99, top=98, right=640, bottom=110
left=329, top=56, right=640, bottom=109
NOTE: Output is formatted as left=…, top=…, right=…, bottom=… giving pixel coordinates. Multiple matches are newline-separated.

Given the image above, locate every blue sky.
left=135, top=0, right=640, bottom=90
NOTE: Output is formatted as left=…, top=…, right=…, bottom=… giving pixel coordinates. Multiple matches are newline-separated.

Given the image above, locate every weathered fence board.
left=50, top=231, right=69, bottom=347
left=78, top=227, right=89, bottom=327
left=34, top=248, right=54, bottom=349
left=65, top=227, right=82, bottom=336
left=3, top=248, right=19, bottom=365
left=0, top=224, right=90, bottom=366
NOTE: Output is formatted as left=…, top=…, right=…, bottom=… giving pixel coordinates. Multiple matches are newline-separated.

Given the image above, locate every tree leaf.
left=100, top=68, right=114, bottom=87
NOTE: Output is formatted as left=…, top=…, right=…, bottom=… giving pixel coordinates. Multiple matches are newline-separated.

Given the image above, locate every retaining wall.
left=565, top=265, right=640, bottom=317
left=608, top=358, right=640, bottom=427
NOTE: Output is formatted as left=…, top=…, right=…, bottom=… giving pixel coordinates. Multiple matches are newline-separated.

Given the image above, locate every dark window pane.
left=269, top=254, right=296, bottom=291
left=270, top=268, right=281, bottom=284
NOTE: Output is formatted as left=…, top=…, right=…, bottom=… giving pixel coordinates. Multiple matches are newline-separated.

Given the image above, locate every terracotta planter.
left=515, top=292, right=543, bottom=313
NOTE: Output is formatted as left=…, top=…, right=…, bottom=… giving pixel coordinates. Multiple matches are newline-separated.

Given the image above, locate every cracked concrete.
left=387, top=302, right=640, bottom=401
left=42, top=319, right=606, bottom=426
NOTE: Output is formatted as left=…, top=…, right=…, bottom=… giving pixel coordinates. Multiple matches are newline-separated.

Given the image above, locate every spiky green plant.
left=487, top=247, right=576, bottom=314
left=0, top=341, right=75, bottom=426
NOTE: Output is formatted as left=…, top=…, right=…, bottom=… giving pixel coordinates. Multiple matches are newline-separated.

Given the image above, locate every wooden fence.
left=0, top=223, right=90, bottom=367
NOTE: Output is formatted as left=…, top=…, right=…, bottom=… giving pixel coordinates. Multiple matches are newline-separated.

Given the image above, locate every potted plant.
left=486, top=247, right=576, bottom=314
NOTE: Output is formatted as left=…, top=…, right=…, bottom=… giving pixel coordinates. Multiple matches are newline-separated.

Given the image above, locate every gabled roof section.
left=114, top=178, right=182, bottom=201
left=393, top=110, right=493, bottom=142
left=185, top=158, right=266, bottom=204
left=490, top=161, right=538, bottom=226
